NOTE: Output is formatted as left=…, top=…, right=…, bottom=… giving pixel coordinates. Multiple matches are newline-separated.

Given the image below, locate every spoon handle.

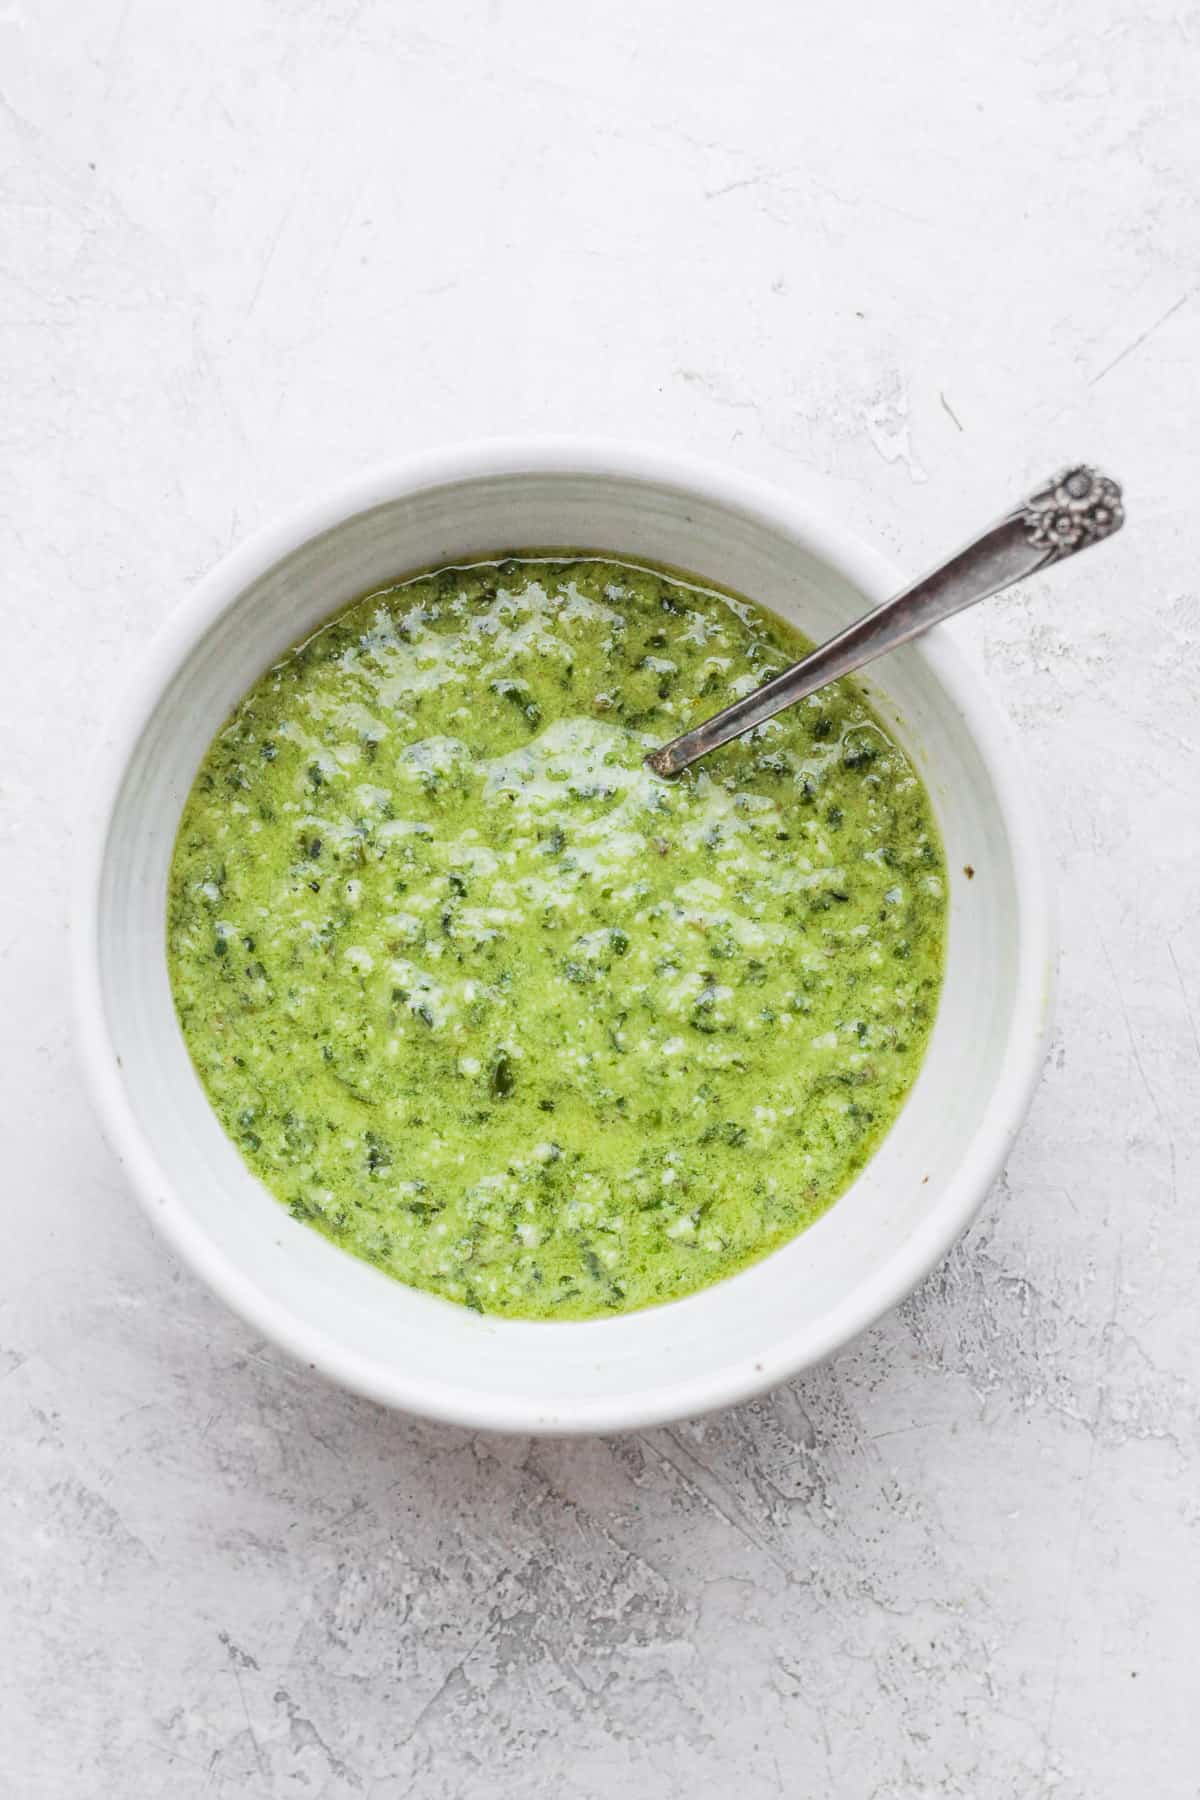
left=645, top=464, right=1124, bottom=778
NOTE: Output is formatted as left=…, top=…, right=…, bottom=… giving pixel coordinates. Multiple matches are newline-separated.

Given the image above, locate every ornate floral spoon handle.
left=645, top=466, right=1124, bottom=779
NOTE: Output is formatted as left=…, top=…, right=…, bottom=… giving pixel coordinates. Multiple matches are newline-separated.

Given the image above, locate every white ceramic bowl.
left=74, top=441, right=1054, bottom=1434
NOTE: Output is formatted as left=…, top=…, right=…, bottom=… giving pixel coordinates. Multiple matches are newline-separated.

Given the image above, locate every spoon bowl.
left=75, top=439, right=1055, bottom=1432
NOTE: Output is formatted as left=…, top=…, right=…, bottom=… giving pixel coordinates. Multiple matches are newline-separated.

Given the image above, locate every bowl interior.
left=87, top=459, right=1048, bottom=1430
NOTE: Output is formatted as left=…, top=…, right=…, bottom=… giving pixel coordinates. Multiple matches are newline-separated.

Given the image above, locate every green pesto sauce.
left=167, top=556, right=945, bottom=1320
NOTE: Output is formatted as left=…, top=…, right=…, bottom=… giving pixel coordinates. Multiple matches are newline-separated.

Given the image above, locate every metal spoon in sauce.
left=644, top=464, right=1124, bottom=779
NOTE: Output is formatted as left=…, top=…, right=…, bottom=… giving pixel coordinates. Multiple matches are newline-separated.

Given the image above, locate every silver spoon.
left=645, top=465, right=1124, bottom=779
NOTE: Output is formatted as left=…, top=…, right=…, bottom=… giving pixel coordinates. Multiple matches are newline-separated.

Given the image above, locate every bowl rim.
left=72, top=437, right=1056, bottom=1433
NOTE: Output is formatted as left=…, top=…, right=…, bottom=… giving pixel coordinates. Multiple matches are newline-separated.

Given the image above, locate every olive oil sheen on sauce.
left=167, top=557, right=945, bottom=1319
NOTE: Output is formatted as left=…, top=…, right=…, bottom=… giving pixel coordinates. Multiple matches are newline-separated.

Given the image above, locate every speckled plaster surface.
left=3, top=3, right=1199, bottom=1795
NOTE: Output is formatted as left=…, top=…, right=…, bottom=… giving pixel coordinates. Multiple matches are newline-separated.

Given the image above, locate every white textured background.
left=3, top=3, right=1199, bottom=1795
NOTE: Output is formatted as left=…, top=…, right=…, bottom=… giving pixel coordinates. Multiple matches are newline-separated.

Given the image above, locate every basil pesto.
left=167, top=556, right=945, bottom=1319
